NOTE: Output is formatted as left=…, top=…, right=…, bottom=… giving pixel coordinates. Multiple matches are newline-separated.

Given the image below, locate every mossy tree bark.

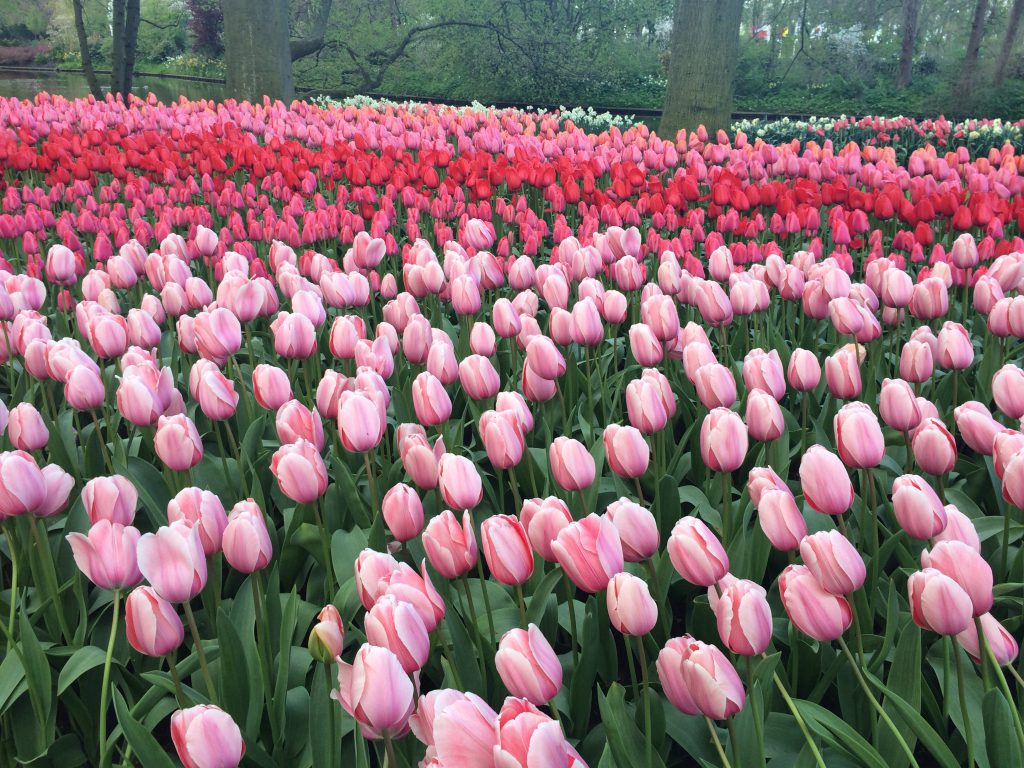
left=660, top=0, right=744, bottom=139
left=222, top=0, right=295, bottom=103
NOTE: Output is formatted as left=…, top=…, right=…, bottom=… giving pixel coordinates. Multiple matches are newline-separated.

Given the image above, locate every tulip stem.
left=211, top=420, right=232, bottom=485
left=90, top=409, right=115, bottom=475
left=704, top=717, right=732, bottom=768
left=27, top=516, right=72, bottom=645
left=633, top=476, right=644, bottom=503
left=3, top=523, right=18, bottom=642
left=637, top=637, right=653, bottom=768
left=769, top=669, right=827, bottom=768
left=953, top=642, right=974, bottom=768
left=312, top=501, right=337, bottom=600
left=98, top=589, right=120, bottom=768
left=515, top=583, right=528, bottom=627
left=474, top=558, right=498, bottom=648
left=251, top=573, right=273, bottom=717
left=978, top=617, right=1024, bottom=753
left=563, top=573, right=580, bottom=669
left=725, top=717, right=740, bottom=768
left=508, top=468, right=523, bottom=513
left=745, top=656, right=766, bottom=768
left=837, top=635, right=919, bottom=768
left=800, top=395, right=809, bottom=454
left=363, top=451, right=379, bottom=521
left=460, top=574, right=489, bottom=688
left=324, top=663, right=337, bottom=768
left=624, top=634, right=641, bottom=704
left=182, top=601, right=216, bottom=703
left=721, top=472, right=731, bottom=545
left=167, top=654, right=187, bottom=707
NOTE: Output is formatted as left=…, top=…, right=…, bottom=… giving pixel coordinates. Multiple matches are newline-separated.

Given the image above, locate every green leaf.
left=0, top=648, right=27, bottom=714
left=861, top=667, right=959, bottom=768
left=526, top=567, right=562, bottom=627
left=982, top=688, right=1023, bottom=768
left=796, top=700, right=888, bottom=768
left=878, top=620, right=921, bottom=766
left=18, top=612, right=52, bottom=727
left=125, top=457, right=173, bottom=531
left=597, top=683, right=667, bottom=768
left=217, top=605, right=264, bottom=734
left=57, top=646, right=108, bottom=695
left=111, top=689, right=177, bottom=768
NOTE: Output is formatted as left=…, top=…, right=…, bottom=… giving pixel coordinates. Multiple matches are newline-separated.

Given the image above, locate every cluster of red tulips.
left=0, top=91, right=1021, bottom=768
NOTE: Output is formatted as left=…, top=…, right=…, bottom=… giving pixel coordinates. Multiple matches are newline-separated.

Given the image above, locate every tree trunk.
left=111, top=0, right=126, bottom=96
left=222, top=0, right=294, bottom=102
left=995, top=0, right=1024, bottom=86
left=660, top=0, right=744, bottom=137
left=954, top=0, right=990, bottom=103
left=895, top=0, right=922, bottom=88
left=71, top=0, right=102, bottom=98
left=122, top=0, right=142, bottom=95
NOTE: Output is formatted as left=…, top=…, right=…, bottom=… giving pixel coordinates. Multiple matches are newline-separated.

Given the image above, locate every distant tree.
left=186, top=0, right=223, bottom=56
left=896, top=0, right=922, bottom=88
left=953, top=0, right=990, bottom=103
left=661, top=0, right=744, bottom=136
left=995, top=0, right=1024, bottom=86
left=69, top=0, right=140, bottom=98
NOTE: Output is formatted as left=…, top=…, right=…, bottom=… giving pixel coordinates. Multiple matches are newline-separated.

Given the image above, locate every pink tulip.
left=171, top=705, right=245, bottom=768
left=892, top=474, right=947, bottom=539
left=411, top=690, right=498, bottom=758
left=606, top=572, right=658, bottom=635
left=520, top=497, right=573, bottom=562
left=701, top=408, right=748, bottom=472
left=67, top=520, right=142, bottom=590
left=354, top=549, right=401, bottom=610
left=787, top=348, right=821, bottom=391
left=382, top=483, right=424, bottom=542
left=412, top=371, right=452, bottom=427
left=605, top=497, right=659, bottom=562
left=459, top=354, right=501, bottom=400
left=693, top=363, right=737, bottom=409
left=908, top=569, right=973, bottom=636
left=479, top=409, right=526, bottom=469
left=492, top=698, right=581, bottom=768
left=0, top=450, right=47, bottom=518
left=270, top=311, right=317, bottom=359
left=658, top=636, right=700, bottom=715
left=195, top=368, right=239, bottom=421
left=747, top=467, right=789, bottom=506
left=799, top=445, right=854, bottom=515
left=667, top=517, right=729, bottom=587
left=678, top=638, right=746, bottom=719
left=271, top=439, right=328, bottom=504
left=755, top=488, right=807, bottom=551
left=153, top=417, right=203, bottom=473
left=82, top=475, right=137, bottom=526
left=549, top=436, right=596, bottom=491
left=629, top=323, right=664, bottom=365
left=900, top=339, right=934, bottom=383
left=742, top=348, right=786, bottom=400
left=422, top=509, right=478, bottom=578
left=136, top=521, right=207, bottom=603
left=167, top=488, right=227, bottom=556
left=799, top=530, right=866, bottom=595
left=275, top=398, right=325, bottom=451
left=193, top=307, right=242, bottom=365
left=626, top=377, right=669, bottom=434
left=954, top=402, right=1002, bottom=455
left=603, top=424, right=650, bottom=478
left=746, top=389, right=785, bottom=442
left=525, top=335, right=565, bottom=380
left=308, top=604, right=345, bottom=662
left=125, top=586, right=184, bottom=657
left=221, top=500, right=273, bottom=574
left=365, top=594, right=431, bottom=673
left=992, top=364, right=1024, bottom=419
left=879, top=378, right=923, bottom=432
left=379, top=561, right=446, bottom=632
left=933, top=504, right=981, bottom=552
left=779, top=564, right=853, bottom=641
left=495, top=624, right=562, bottom=704
left=35, top=464, right=74, bottom=518
left=8, top=403, right=48, bottom=451
left=252, top=364, right=292, bottom=410
left=957, top=613, right=1019, bottom=666
left=481, top=514, right=534, bottom=585
left=437, top=454, right=483, bottom=510
left=338, top=391, right=385, bottom=452
left=335, top=644, right=416, bottom=740
left=912, top=417, right=957, bottom=475
left=715, top=579, right=772, bottom=656
left=553, top=513, right=624, bottom=593
left=921, top=540, right=993, bottom=616
left=824, top=347, right=862, bottom=399
left=937, top=322, right=973, bottom=369
left=834, top=402, right=885, bottom=468
left=65, top=365, right=107, bottom=411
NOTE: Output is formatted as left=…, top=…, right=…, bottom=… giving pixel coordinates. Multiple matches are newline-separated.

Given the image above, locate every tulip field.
left=2, top=93, right=1024, bottom=768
